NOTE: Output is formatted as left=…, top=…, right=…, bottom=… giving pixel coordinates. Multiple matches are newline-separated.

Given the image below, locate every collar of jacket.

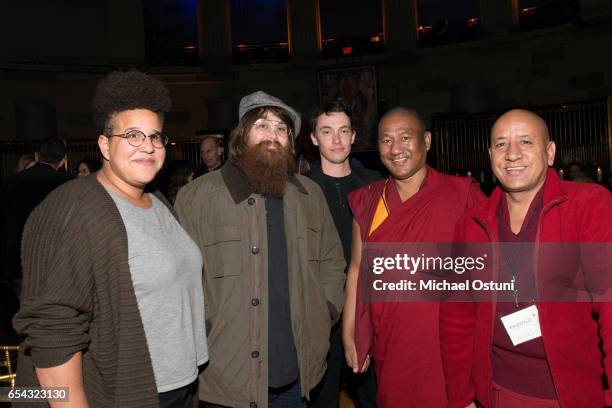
left=305, top=161, right=340, bottom=183
left=30, top=162, right=59, bottom=171
left=306, top=160, right=323, bottom=178
left=220, top=160, right=308, bottom=204
left=472, top=167, right=568, bottom=226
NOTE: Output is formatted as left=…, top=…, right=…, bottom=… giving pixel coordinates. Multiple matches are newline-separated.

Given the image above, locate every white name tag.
left=500, top=305, right=542, bottom=346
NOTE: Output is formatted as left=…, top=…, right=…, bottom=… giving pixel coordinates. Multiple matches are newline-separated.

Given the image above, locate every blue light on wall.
left=182, top=0, right=197, bottom=13
left=231, top=0, right=287, bottom=44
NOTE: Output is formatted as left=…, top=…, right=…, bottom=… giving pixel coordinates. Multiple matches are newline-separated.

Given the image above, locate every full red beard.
left=236, top=140, right=295, bottom=198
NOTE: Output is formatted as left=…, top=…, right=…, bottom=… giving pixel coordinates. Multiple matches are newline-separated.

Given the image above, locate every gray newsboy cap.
left=238, top=91, right=301, bottom=135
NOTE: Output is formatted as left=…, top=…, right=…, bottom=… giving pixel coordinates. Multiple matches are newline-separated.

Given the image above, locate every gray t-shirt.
left=109, top=191, right=208, bottom=392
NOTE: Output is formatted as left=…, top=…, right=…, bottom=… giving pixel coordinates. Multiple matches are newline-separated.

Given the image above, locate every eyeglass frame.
left=107, top=129, right=169, bottom=148
left=251, top=119, right=292, bottom=138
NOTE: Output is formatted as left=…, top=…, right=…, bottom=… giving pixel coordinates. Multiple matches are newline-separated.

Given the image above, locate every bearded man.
left=175, top=91, right=346, bottom=408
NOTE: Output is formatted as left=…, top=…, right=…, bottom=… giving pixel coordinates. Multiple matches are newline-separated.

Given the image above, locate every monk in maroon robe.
left=343, top=107, right=484, bottom=408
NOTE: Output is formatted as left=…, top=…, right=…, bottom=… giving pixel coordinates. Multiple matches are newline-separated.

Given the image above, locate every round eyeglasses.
left=108, top=130, right=169, bottom=148
left=252, top=119, right=291, bottom=138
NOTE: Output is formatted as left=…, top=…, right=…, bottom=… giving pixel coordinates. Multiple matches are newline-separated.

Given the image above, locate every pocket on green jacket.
left=306, top=225, right=321, bottom=262
left=202, top=225, right=243, bottom=277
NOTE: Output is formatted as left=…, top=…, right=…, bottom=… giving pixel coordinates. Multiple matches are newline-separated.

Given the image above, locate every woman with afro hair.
left=13, top=70, right=208, bottom=408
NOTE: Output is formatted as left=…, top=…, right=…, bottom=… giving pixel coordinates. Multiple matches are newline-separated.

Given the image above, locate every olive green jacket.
left=175, top=162, right=346, bottom=408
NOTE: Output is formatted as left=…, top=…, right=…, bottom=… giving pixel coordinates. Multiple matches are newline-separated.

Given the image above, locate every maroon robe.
left=348, top=166, right=484, bottom=408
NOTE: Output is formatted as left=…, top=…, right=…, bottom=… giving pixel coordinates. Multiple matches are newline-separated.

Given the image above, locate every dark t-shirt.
left=306, top=162, right=381, bottom=267
left=265, top=197, right=299, bottom=388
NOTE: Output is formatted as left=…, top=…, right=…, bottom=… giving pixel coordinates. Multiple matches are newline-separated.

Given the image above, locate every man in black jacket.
left=0, top=137, right=71, bottom=298
left=307, top=99, right=379, bottom=408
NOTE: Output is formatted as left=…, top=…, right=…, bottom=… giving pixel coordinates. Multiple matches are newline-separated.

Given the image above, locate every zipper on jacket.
left=532, top=196, right=566, bottom=404
left=472, top=215, right=499, bottom=406
left=532, top=196, right=566, bottom=299
left=473, top=194, right=567, bottom=406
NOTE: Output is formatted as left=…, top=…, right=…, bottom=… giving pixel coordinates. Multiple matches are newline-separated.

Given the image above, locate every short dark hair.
left=310, top=98, right=353, bottom=133
left=92, top=70, right=171, bottom=135
left=228, top=106, right=295, bottom=162
left=38, top=137, right=66, bottom=165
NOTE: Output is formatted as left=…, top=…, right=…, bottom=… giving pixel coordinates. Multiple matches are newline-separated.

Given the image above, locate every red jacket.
left=440, top=168, right=612, bottom=408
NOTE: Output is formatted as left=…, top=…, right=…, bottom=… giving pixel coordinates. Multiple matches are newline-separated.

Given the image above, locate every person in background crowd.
left=76, top=157, right=102, bottom=177
left=176, top=90, right=346, bottom=408
left=0, top=150, right=51, bottom=345
left=0, top=280, right=19, bottom=343
left=566, top=160, right=594, bottom=182
left=307, top=98, right=380, bottom=408
left=13, top=70, right=208, bottom=408
left=15, top=153, right=36, bottom=172
left=193, top=135, right=224, bottom=179
left=343, top=107, right=484, bottom=408
left=440, top=109, right=612, bottom=408
left=0, top=138, right=71, bottom=298
left=162, top=160, right=193, bottom=205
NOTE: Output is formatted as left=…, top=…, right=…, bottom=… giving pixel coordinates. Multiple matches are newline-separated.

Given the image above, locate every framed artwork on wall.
left=318, top=65, right=378, bottom=151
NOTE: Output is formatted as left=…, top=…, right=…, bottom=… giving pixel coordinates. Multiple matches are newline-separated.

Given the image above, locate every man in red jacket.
left=343, top=107, right=484, bottom=407
left=440, top=109, right=612, bottom=408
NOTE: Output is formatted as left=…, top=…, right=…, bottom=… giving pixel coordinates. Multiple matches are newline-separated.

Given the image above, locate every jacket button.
left=251, top=246, right=260, bottom=254
left=251, top=350, right=259, bottom=358
left=250, top=403, right=257, bottom=408
left=251, top=298, right=260, bottom=306
left=247, top=197, right=255, bottom=205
